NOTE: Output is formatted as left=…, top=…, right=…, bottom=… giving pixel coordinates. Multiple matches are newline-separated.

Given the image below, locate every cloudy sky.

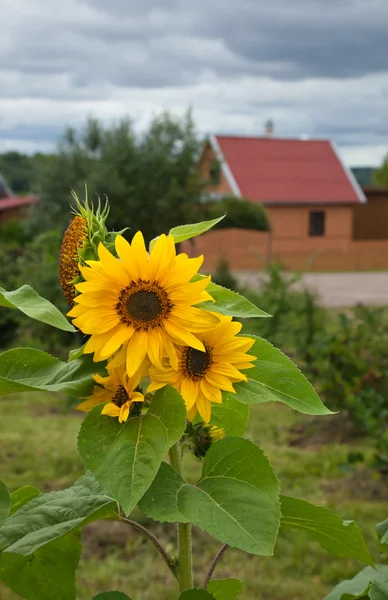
left=1, top=0, right=388, bottom=166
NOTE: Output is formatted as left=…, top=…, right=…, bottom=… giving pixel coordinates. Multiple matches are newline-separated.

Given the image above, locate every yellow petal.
left=126, top=331, right=148, bottom=377
left=119, top=403, right=130, bottom=422
left=97, top=243, right=128, bottom=286
left=100, top=325, right=134, bottom=359
left=159, top=329, right=179, bottom=370
left=101, top=403, right=121, bottom=418
left=147, top=329, right=163, bottom=369
left=147, top=380, right=167, bottom=393
left=164, top=320, right=205, bottom=351
left=196, top=394, right=211, bottom=423
left=115, top=235, right=139, bottom=280
left=200, top=378, right=222, bottom=403
left=76, top=395, right=108, bottom=412
left=180, top=378, right=198, bottom=410
left=187, top=404, right=197, bottom=422
left=148, top=234, right=175, bottom=280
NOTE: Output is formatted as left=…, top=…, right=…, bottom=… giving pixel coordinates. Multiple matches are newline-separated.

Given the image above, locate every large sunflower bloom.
left=68, top=232, right=218, bottom=376
left=77, top=361, right=145, bottom=423
left=148, top=316, right=256, bottom=422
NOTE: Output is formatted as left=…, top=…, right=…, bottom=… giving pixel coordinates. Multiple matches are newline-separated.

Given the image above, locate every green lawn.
left=1, top=392, right=386, bottom=600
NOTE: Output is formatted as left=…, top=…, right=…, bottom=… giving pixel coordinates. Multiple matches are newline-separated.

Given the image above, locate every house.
left=185, top=134, right=388, bottom=272
left=0, top=174, right=37, bottom=225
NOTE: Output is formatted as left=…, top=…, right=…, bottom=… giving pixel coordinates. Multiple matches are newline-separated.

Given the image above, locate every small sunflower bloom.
left=68, top=231, right=218, bottom=376
left=148, top=316, right=256, bottom=422
left=77, top=361, right=145, bottom=423
left=59, top=215, right=88, bottom=306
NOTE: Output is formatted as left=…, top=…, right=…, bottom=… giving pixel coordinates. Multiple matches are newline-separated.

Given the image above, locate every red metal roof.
left=213, top=135, right=364, bottom=205
left=0, top=195, right=37, bottom=212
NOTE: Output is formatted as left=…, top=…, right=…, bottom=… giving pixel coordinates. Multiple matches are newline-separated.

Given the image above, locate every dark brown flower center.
left=112, top=385, right=128, bottom=407
left=116, top=279, right=173, bottom=331
left=185, top=345, right=213, bottom=380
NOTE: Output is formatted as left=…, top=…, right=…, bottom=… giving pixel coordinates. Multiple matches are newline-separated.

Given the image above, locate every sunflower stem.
left=169, top=443, right=193, bottom=593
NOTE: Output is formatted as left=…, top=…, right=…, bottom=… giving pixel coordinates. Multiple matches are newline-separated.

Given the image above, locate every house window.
left=309, top=211, right=325, bottom=236
left=209, top=160, right=221, bottom=185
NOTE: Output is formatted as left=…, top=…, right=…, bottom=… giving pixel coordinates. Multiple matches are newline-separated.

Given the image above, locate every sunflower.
left=68, top=231, right=219, bottom=376
left=148, top=316, right=256, bottom=422
left=59, top=215, right=88, bottom=306
left=77, top=361, right=146, bottom=423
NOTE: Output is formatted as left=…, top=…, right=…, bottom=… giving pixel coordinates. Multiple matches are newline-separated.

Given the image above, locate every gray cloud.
left=1, top=0, right=388, bottom=164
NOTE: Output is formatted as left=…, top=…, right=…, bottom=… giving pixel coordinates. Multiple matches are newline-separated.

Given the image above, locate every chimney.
left=264, top=119, right=274, bottom=136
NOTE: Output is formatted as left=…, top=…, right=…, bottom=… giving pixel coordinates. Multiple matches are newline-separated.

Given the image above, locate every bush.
left=212, top=256, right=238, bottom=291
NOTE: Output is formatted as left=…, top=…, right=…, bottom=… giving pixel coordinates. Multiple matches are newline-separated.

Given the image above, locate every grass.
left=1, top=391, right=387, bottom=600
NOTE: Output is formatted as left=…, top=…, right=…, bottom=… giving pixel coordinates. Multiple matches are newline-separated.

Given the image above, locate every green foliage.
left=93, top=594, right=132, bottom=599
left=205, top=395, right=250, bottom=437
left=29, top=113, right=205, bottom=243
left=0, top=284, right=75, bottom=332
left=280, top=496, right=373, bottom=565
left=78, top=386, right=187, bottom=514
left=9, top=486, right=40, bottom=515
left=374, top=153, right=388, bottom=185
left=204, top=196, right=270, bottom=232
left=141, top=437, right=281, bottom=555
left=0, top=534, right=81, bottom=600
left=212, top=257, right=238, bottom=291
left=162, top=215, right=225, bottom=246
left=323, top=565, right=388, bottom=600
left=0, top=348, right=105, bottom=397
left=309, top=305, right=388, bottom=464
left=180, top=591, right=215, bottom=599
left=229, top=335, right=332, bottom=415
left=0, top=481, right=10, bottom=528
left=207, top=579, right=244, bottom=600
left=199, top=280, right=270, bottom=318
left=0, top=475, right=116, bottom=555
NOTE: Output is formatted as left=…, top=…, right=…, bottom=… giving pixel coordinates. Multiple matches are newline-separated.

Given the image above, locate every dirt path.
left=237, top=271, right=388, bottom=308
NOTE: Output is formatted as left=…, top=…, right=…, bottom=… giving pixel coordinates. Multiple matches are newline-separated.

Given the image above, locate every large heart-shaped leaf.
left=0, top=348, right=105, bottom=397
left=178, top=437, right=280, bottom=555
left=208, top=578, right=244, bottom=600
left=93, top=593, right=132, bottom=599
left=0, top=285, right=75, bottom=332
left=195, top=395, right=250, bottom=437
left=138, top=461, right=187, bottom=523
left=280, top=496, right=373, bottom=565
left=199, top=281, right=270, bottom=319
left=0, top=534, right=81, bottom=600
left=228, top=336, right=332, bottom=415
left=141, top=438, right=280, bottom=556
left=0, top=480, right=10, bottom=528
left=78, top=385, right=186, bottom=515
left=150, top=216, right=226, bottom=251
left=9, top=486, right=40, bottom=516
left=0, top=475, right=116, bottom=556
left=323, top=565, right=388, bottom=600
left=180, top=591, right=216, bottom=600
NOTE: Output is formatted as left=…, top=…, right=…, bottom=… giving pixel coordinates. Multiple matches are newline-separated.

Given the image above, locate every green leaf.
left=180, top=591, right=216, bottom=600
left=0, top=285, right=75, bottom=332
left=200, top=281, right=270, bottom=319
left=208, top=578, right=244, bottom=599
left=138, top=461, right=188, bottom=523
left=229, top=335, right=332, bottom=415
left=370, top=580, right=388, bottom=600
left=150, top=216, right=226, bottom=251
left=0, top=480, right=10, bottom=528
left=0, top=348, right=105, bottom=397
left=0, top=534, right=81, bottom=600
left=323, top=565, right=388, bottom=600
left=93, top=594, right=132, bottom=599
left=193, top=395, right=249, bottom=437
left=9, top=486, right=40, bottom=515
left=68, top=344, right=86, bottom=361
left=280, top=496, right=373, bottom=565
left=377, top=518, right=388, bottom=548
left=78, top=385, right=187, bottom=515
left=178, top=437, right=280, bottom=555
left=0, top=475, right=116, bottom=556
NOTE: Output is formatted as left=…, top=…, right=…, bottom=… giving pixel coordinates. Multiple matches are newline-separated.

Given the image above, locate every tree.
left=374, top=154, right=388, bottom=186
left=30, top=112, right=204, bottom=243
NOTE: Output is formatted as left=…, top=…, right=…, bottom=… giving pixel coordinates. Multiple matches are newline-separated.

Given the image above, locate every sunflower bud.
left=59, top=215, right=88, bottom=306
left=186, top=422, right=225, bottom=458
